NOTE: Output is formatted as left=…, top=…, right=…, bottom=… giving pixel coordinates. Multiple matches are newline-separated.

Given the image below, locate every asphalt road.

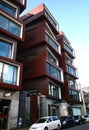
left=63, top=123, right=89, bottom=130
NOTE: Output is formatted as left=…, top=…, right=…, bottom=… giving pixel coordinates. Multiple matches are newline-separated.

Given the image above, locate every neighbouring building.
left=0, top=0, right=26, bottom=129
left=17, top=3, right=83, bottom=127
left=56, top=32, right=83, bottom=116
left=82, top=87, right=89, bottom=115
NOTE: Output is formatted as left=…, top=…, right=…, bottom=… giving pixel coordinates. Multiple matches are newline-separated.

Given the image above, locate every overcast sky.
left=21, top=0, right=89, bottom=88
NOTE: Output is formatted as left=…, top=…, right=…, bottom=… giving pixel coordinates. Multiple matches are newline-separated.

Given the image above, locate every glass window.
left=69, top=90, right=79, bottom=101
left=0, top=1, right=17, bottom=17
left=68, top=78, right=75, bottom=88
left=64, top=43, right=73, bottom=56
left=0, top=40, right=12, bottom=58
left=45, top=34, right=59, bottom=52
left=0, top=62, right=18, bottom=85
left=48, top=82, right=61, bottom=98
left=66, top=56, right=72, bottom=64
left=44, top=10, right=58, bottom=30
left=66, top=64, right=76, bottom=77
left=47, top=63, right=61, bottom=80
left=0, top=14, right=21, bottom=37
left=47, top=50, right=58, bottom=66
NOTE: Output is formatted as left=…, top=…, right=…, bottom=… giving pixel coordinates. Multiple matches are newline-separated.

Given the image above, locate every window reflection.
left=0, top=62, right=18, bottom=85
left=0, top=40, right=12, bottom=58
left=0, top=14, right=21, bottom=37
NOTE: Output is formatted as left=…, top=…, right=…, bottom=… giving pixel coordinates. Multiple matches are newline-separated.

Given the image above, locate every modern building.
left=57, top=31, right=83, bottom=116
left=18, top=3, right=83, bottom=127
left=82, top=87, right=89, bottom=114
left=0, top=0, right=26, bottom=129
left=18, top=3, right=64, bottom=126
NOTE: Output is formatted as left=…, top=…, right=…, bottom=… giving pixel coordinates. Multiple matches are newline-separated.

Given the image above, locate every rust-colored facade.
left=57, top=31, right=83, bottom=115
left=0, top=0, right=26, bottom=129
left=17, top=3, right=83, bottom=126
left=18, top=4, right=64, bottom=125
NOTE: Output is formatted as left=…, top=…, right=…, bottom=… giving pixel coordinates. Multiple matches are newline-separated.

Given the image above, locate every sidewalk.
left=11, top=127, right=29, bottom=130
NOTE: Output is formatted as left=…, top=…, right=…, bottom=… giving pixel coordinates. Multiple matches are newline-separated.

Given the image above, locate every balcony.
left=66, top=63, right=78, bottom=78
left=0, top=12, right=24, bottom=40
left=46, top=62, right=64, bottom=82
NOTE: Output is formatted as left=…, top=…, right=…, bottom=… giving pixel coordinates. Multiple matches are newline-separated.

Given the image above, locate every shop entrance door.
left=0, top=99, right=10, bottom=130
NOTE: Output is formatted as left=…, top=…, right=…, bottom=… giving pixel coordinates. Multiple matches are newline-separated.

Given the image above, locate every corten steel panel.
left=0, top=56, right=23, bottom=90
left=23, top=51, right=46, bottom=80
left=60, top=52, right=66, bottom=71
left=31, top=94, right=38, bottom=123
left=61, top=85, right=70, bottom=102
left=23, top=77, right=49, bottom=95
left=25, top=22, right=46, bottom=48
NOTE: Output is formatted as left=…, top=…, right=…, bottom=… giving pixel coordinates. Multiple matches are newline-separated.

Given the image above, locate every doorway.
left=0, top=99, right=10, bottom=130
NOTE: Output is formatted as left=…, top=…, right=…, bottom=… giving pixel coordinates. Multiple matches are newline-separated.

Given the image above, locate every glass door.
left=2, top=106, right=9, bottom=130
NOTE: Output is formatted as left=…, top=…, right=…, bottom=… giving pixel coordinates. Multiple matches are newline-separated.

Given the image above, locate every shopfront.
left=0, top=99, right=10, bottom=130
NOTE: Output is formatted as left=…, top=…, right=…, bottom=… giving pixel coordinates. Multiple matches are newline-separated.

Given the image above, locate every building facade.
left=0, top=0, right=26, bottom=129
left=82, top=87, right=89, bottom=115
left=18, top=3, right=64, bottom=126
left=18, top=3, right=83, bottom=127
left=57, top=32, right=83, bottom=116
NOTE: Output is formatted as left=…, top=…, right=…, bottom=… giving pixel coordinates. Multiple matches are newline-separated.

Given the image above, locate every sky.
left=21, top=0, right=89, bottom=88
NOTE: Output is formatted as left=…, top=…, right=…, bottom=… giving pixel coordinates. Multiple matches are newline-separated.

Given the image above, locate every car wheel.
left=79, top=121, right=82, bottom=125
left=44, top=127, right=48, bottom=130
left=57, top=125, right=60, bottom=130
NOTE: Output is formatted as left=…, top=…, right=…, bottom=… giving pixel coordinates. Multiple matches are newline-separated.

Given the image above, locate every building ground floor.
left=19, top=91, right=84, bottom=128
left=0, top=89, right=19, bottom=130
left=0, top=90, right=84, bottom=130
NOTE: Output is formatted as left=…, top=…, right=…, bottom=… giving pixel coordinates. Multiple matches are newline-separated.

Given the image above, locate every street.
left=62, top=123, right=89, bottom=130
left=13, top=123, right=89, bottom=130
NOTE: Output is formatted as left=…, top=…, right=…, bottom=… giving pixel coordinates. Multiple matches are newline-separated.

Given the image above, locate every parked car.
left=61, top=115, right=75, bottom=128
left=29, top=116, right=61, bottom=130
left=84, top=115, right=89, bottom=123
left=74, top=115, right=85, bottom=125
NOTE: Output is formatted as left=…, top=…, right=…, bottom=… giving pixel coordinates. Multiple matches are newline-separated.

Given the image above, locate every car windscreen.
left=36, top=118, right=47, bottom=123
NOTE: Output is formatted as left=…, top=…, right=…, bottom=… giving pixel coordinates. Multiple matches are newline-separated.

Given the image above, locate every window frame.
left=0, top=12, right=23, bottom=38
left=0, top=37, right=16, bottom=59
left=0, top=0, right=18, bottom=18
left=0, top=61, right=20, bottom=86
